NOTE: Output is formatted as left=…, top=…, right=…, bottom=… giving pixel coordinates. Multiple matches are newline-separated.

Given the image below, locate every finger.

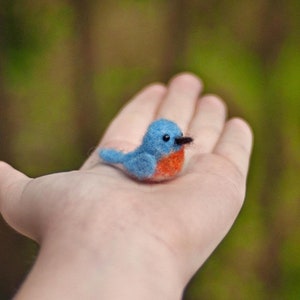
left=101, top=84, right=166, bottom=146
left=213, top=118, right=253, bottom=178
left=0, top=162, right=31, bottom=229
left=188, top=95, right=227, bottom=155
left=81, top=84, right=166, bottom=170
left=156, top=73, right=203, bottom=133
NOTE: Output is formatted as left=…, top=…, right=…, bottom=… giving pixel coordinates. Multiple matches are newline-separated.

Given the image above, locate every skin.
left=0, top=73, right=253, bottom=300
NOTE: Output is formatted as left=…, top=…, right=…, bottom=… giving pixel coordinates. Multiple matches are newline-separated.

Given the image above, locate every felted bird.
left=99, top=118, right=193, bottom=181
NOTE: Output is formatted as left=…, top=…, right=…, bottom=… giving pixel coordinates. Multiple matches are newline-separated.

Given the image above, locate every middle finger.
left=156, top=73, right=203, bottom=133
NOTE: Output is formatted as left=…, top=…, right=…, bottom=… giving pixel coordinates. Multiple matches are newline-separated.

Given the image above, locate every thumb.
left=0, top=161, right=31, bottom=231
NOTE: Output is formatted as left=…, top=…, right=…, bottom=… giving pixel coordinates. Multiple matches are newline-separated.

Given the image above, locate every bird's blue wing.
left=123, top=152, right=156, bottom=180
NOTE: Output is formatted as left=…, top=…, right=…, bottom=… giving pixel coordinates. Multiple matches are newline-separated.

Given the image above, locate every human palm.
left=0, top=73, right=252, bottom=295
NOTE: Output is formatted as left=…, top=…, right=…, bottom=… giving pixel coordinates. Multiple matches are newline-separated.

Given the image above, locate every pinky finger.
left=213, top=118, right=253, bottom=178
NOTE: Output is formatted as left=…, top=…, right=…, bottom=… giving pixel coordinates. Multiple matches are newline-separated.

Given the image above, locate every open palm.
left=0, top=73, right=252, bottom=297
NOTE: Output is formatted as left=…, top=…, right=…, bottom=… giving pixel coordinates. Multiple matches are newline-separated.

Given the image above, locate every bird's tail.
left=99, top=148, right=125, bottom=164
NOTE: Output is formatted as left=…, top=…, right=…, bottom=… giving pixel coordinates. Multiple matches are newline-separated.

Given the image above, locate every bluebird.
left=99, top=119, right=193, bottom=181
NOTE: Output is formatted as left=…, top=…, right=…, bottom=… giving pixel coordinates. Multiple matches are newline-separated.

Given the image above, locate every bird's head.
left=141, top=119, right=193, bottom=159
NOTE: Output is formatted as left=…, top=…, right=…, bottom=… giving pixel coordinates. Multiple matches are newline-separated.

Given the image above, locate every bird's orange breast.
left=153, top=148, right=184, bottom=180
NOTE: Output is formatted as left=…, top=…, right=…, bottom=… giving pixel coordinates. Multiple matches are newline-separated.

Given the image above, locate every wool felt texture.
left=99, top=119, right=193, bottom=181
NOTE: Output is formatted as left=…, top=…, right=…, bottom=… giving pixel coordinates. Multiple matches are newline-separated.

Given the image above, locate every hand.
left=0, top=73, right=253, bottom=299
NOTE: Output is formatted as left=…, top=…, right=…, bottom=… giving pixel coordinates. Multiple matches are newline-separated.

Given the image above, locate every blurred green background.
left=0, top=0, right=299, bottom=299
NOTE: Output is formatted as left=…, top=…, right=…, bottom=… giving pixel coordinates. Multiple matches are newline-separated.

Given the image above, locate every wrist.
left=15, top=229, right=185, bottom=300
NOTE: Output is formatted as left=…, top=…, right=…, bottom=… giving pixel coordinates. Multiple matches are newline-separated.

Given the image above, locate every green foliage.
left=2, top=1, right=72, bottom=83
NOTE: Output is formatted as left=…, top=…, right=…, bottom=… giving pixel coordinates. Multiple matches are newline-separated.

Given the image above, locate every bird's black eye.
left=162, top=134, right=170, bottom=142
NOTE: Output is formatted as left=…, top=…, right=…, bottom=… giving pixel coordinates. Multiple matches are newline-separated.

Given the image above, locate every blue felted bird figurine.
left=99, top=119, right=193, bottom=181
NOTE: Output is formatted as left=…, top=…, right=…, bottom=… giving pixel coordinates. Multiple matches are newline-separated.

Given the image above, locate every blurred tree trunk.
left=70, top=0, right=100, bottom=159
left=0, top=71, right=14, bottom=163
left=0, top=225, right=33, bottom=299
left=0, top=7, right=14, bottom=163
left=255, top=0, right=289, bottom=296
left=160, top=0, right=191, bottom=81
left=0, top=7, right=31, bottom=299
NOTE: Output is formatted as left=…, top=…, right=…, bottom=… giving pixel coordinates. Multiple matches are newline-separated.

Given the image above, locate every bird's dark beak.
left=175, top=136, right=193, bottom=145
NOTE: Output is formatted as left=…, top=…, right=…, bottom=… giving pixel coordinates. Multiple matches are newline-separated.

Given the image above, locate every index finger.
left=81, top=84, right=166, bottom=170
